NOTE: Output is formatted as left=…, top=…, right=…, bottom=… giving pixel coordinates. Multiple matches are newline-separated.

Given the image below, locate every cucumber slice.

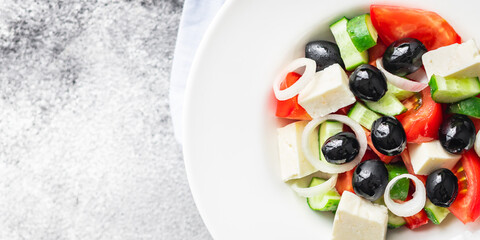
left=387, top=82, right=414, bottom=101
left=449, top=97, right=480, bottom=118
left=364, top=93, right=407, bottom=116
left=330, top=17, right=369, bottom=71
left=424, top=199, right=450, bottom=224
left=385, top=163, right=409, bottom=201
left=307, top=177, right=341, bottom=211
left=374, top=197, right=406, bottom=228
left=319, top=121, right=343, bottom=162
left=347, top=14, right=378, bottom=52
left=429, top=75, right=480, bottom=103
left=388, top=211, right=406, bottom=229
left=347, top=102, right=382, bottom=130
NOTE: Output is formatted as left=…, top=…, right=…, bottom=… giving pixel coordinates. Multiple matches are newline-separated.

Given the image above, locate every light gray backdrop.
left=0, top=0, right=211, bottom=239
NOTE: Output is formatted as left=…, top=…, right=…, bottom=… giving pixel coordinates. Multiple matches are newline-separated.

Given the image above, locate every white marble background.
left=0, top=0, right=211, bottom=239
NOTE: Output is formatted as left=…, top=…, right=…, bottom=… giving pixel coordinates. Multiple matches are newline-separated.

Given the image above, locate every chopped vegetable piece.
left=424, top=199, right=450, bottom=224
left=368, top=39, right=387, bottom=66
left=404, top=209, right=429, bottom=229
left=330, top=17, right=369, bottom=71
left=307, top=177, right=341, bottom=211
left=385, top=163, right=409, bottom=201
left=365, top=93, right=407, bottom=116
left=275, top=72, right=312, bottom=120
left=347, top=14, right=378, bottom=52
left=319, top=121, right=343, bottom=162
left=400, top=149, right=427, bottom=184
left=364, top=129, right=396, bottom=164
left=429, top=75, right=480, bottom=103
left=396, top=88, right=443, bottom=143
left=448, top=150, right=480, bottom=223
left=347, top=102, right=381, bottom=130
left=449, top=97, right=480, bottom=118
left=387, top=82, right=414, bottom=101
left=370, top=5, right=461, bottom=50
left=335, top=150, right=377, bottom=195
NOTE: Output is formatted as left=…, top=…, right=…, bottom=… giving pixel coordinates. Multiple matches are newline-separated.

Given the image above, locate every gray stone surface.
left=0, top=0, right=211, bottom=239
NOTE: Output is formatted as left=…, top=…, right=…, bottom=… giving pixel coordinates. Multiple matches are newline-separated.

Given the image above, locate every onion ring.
left=290, top=172, right=338, bottom=198
left=273, top=58, right=316, bottom=101
left=475, top=131, right=480, bottom=158
left=376, top=58, right=428, bottom=92
left=384, top=174, right=426, bottom=217
left=302, top=114, right=367, bottom=173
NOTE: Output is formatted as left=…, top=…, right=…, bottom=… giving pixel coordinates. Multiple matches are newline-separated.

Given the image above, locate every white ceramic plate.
left=183, top=0, right=480, bottom=239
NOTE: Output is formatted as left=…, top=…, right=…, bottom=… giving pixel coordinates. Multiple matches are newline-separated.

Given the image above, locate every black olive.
left=382, top=38, right=427, bottom=76
left=371, top=116, right=407, bottom=156
left=322, top=132, right=359, bottom=164
left=426, top=168, right=458, bottom=207
left=439, top=114, right=476, bottom=154
left=353, top=159, right=389, bottom=201
left=349, top=64, right=387, bottom=101
left=305, top=41, right=345, bottom=71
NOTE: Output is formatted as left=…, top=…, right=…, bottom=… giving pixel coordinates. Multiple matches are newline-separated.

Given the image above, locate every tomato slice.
left=400, top=149, right=427, bottom=184
left=335, top=169, right=354, bottom=196
left=397, top=88, right=443, bottom=143
left=335, top=150, right=377, bottom=195
left=469, top=117, right=480, bottom=132
left=370, top=5, right=461, bottom=50
left=404, top=209, right=429, bottom=229
left=368, top=39, right=387, bottom=66
left=334, top=104, right=354, bottom=116
left=364, top=128, right=395, bottom=164
left=275, top=72, right=312, bottom=120
left=398, top=180, right=429, bottom=229
left=448, top=149, right=480, bottom=224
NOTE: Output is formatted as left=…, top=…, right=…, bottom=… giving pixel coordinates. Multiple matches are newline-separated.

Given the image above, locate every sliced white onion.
left=384, top=174, right=426, bottom=217
left=273, top=58, right=316, bottom=101
left=376, top=58, right=428, bottom=92
left=406, top=67, right=429, bottom=84
left=475, top=131, right=480, bottom=158
left=302, top=114, right=367, bottom=174
left=290, top=173, right=338, bottom=198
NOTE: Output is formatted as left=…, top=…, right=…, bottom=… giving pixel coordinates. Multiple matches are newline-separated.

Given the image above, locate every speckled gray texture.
left=0, top=0, right=211, bottom=239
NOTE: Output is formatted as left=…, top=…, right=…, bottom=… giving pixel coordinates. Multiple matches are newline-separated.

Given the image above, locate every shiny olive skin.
left=305, top=41, right=345, bottom=71
left=352, top=159, right=389, bottom=201
left=349, top=64, right=388, bottom=101
left=371, top=116, right=407, bottom=156
left=439, top=114, right=476, bottom=154
left=382, top=38, right=427, bottom=76
left=426, top=168, right=458, bottom=207
left=322, top=132, right=360, bottom=164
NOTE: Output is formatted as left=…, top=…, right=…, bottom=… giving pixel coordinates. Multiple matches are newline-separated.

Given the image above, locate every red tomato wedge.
left=364, top=128, right=395, bottom=164
left=400, top=149, right=427, bottom=184
left=334, top=104, right=354, bottom=116
left=469, top=117, right=480, bottom=132
left=335, top=150, right=377, bottom=195
left=368, top=39, right=387, bottom=67
left=397, top=179, right=429, bottom=229
left=396, top=88, right=443, bottom=143
left=404, top=209, right=429, bottom=229
left=448, top=150, right=480, bottom=224
left=275, top=72, right=312, bottom=120
left=335, top=169, right=354, bottom=196
left=370, top=5, right=461, bottom=51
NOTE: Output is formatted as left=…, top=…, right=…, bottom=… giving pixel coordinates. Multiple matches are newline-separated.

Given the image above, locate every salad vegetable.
left=273, top=4, right=480, bottom=239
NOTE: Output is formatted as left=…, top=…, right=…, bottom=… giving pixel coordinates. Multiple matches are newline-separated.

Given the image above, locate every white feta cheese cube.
left=298, top=64, right=356, bottom=118
left=408, top=140, right=462, bottom=175
left=422, top=39, right=480, bottom=80
left=332, top=191, right=388, bottom=240
left=277, top=121, right=318, bottom=181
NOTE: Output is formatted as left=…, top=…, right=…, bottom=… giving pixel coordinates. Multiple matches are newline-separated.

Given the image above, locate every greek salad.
left=274, top=5, right=480, bottom=240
